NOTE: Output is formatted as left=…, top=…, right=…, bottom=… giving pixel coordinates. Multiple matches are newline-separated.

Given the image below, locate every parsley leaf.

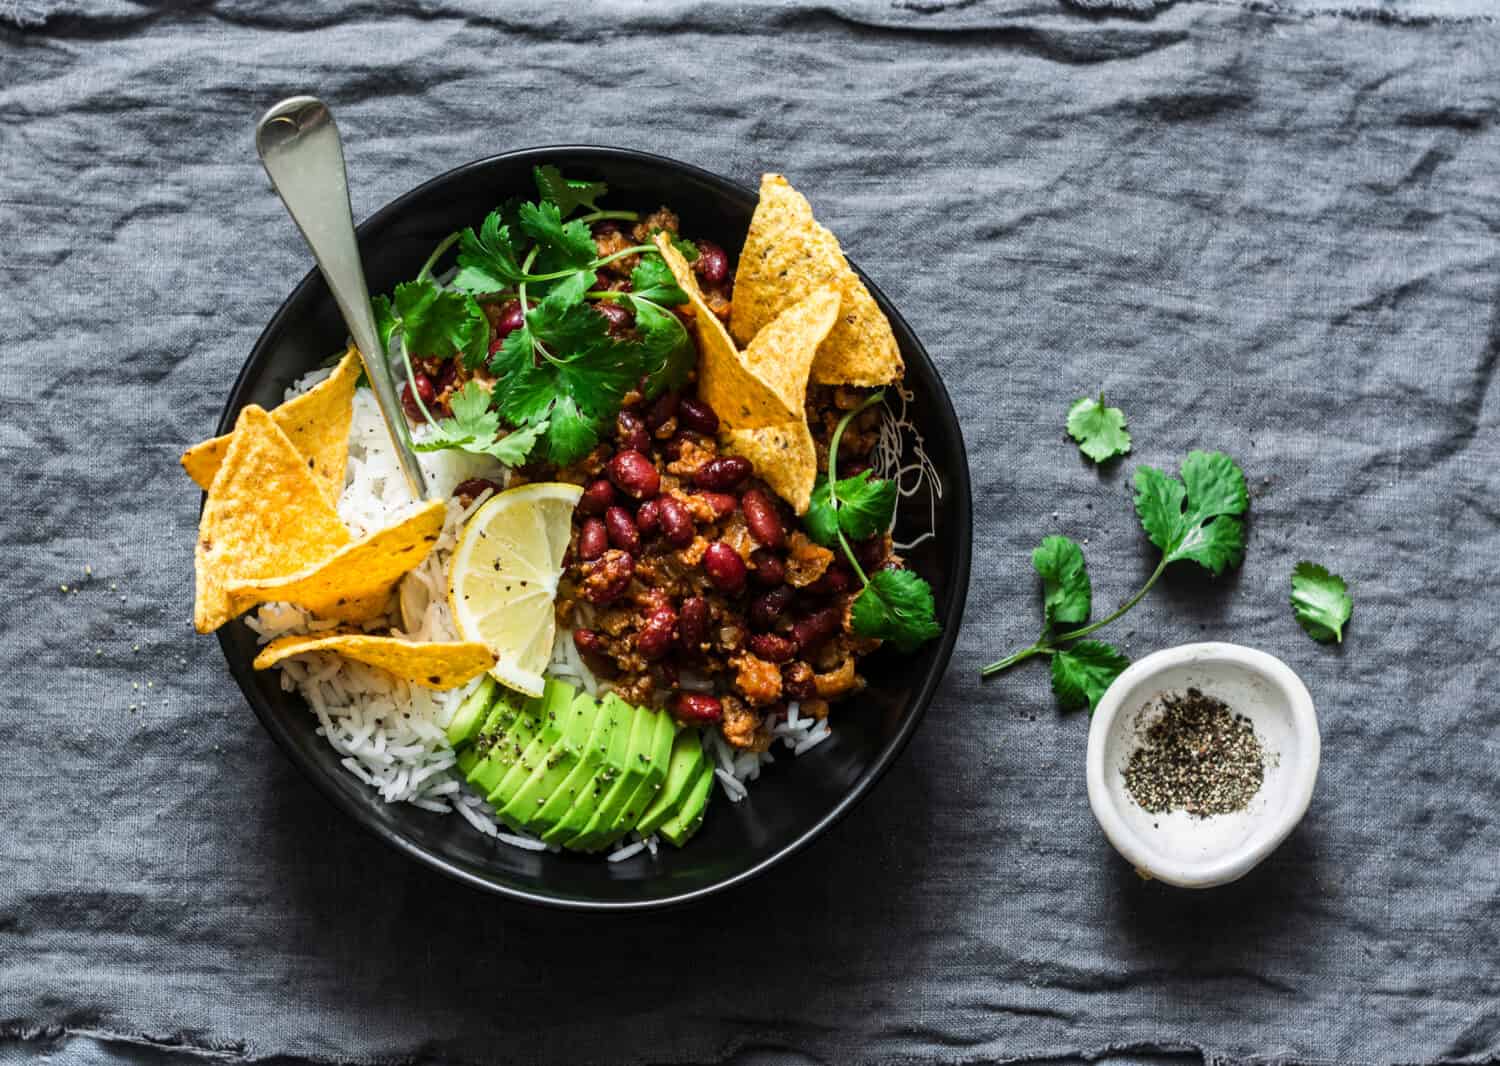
left=452, top=211, right=526, bottom=294
left=1067, top=393, right=1131, bottom=463
left=533, top=165, right=606, bottom=217
left=632, top=297, right=694, bottom=396
left=371, top=295, right=398, bottom=353
left=850, top=569, right=943, bottom=653
left=629, top=255, right=688, bottom=305
left=1291, top=561, right=1351, bottom=643
left=543, top=395, right=603, bottom=465
left=518, top=200, right=597, bottom=270
left=412, top=381, right=545, bottom=466
left=386, top=281, right=489, bottom=367
left=1033, top=535, right=1091, bottom=626
left=806, top=470, right=897, bottom=547
left=1049, top=641, right=1129, bottom=712
left=1133, top=450, right=1248, bottom=575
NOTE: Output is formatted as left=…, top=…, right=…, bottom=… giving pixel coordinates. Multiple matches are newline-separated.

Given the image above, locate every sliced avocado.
left=564, top=695, right=654, bottom=852
left=455, top=745, right=480, bottom=778
left=486, top=679, right=578, bottom=822
left=499, top=690, right=600, bottom=832
left=602, top=708, right=676, bottom=847
left=660, top=758, right=715, bottom=847
left=635, top=727, right=706, bottom=837
left=465, top=692, right=545, bottom=801
left=445, top=676, right=498, bottom=748
left=536, top=692, right=621, bottom=845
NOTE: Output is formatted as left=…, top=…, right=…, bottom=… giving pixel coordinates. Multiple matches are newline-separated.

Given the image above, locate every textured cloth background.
left=4, top=1, right=1500, bottom=1064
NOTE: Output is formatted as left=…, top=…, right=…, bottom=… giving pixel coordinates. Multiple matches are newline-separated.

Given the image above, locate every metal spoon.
left=255, top=95, right=429, bottom=501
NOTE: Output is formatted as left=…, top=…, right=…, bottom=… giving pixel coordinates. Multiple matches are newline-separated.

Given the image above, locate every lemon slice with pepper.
left=447, top=482, right=582, bottom=698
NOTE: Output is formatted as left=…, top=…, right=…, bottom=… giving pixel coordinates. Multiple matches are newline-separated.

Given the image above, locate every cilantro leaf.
left=386, top=281, right=489, bottom=367
left=543, top=395, right=602, bottom=465
left=1049, top=640, right=1129, bottom=712
left=411, top=381, right=544, bottom=466
left=850, top=568, right=942, bottom=652
left=518, top=200, right=597, bottom=269
left=1291, top=561, right=1351, bottom=643
left=371, top=295, right=397, bottom=353
left=807, top=471, right=897, bottom=548
left=533, top=165, right=607, bottom=217
left=632, top=297, right=694, bottom=396
left=452, top=211, right=526, bottom=294
left=1032, top=535, right=1091, bottom=626
left=1133, top=450, right=1247, bottom=575
left=1067, top=393, right=1131, bottom=463
left=630, top=255, right=688, bottom=305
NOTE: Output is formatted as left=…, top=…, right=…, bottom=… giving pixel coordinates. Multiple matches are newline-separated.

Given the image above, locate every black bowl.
left=217, top=146, right=972, bottom=910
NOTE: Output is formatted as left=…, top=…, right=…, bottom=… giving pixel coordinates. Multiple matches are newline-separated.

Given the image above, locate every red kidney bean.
left=581, top=550, right=633, bottom=605
left=579, top=478, right=616, bottom=515
left=435, top=358, right=460, bottom=393
left=400, top=372, right=436, bottom=421
left=696, top=491, right=737, bottom=518
left=573, top=628, right=605, bottom=657
left=635, top=605, right=678, bottom=660
left=749, top=585, right=795, bottom=630
left=693, top=456, right=752, bottom=491
left=782, top=662, right=816, bottom=700
left=750, top=548, right=787, bottom=586
left=604, top=506, right=640, bottom=554
left=670, top=692, right=723, bottom=725
left=678, top=596, right=710, bottom=648
left=578, top=518, right=608, bottom=561
left=607, top=449, right=660, bottom=499
left=792, top=607, right=843, bottom=655
left=596, top=300, right=635, bottom=335
left=677, top=397, right=719, bottom=435
left=703, top=541, right=747, bottom=593
left=645, top=390, right=679, bottom=431
left=491, top=300, right=526, bottom=347
left=657, top=495, right=694, bottom=547
left=854, top=535, right=888, bottom=571
left=694, top=240, right=729, bottom=285
left=452, top=478, right=501, bottom=505
left=616, top=410, right=650, bottom=453
left=808, top=561, right=854, bottom=597
left=636, top=497, right=661, bottom=535
left=741, top=488, right=786, bottom=549
left=748, top=632, right=797, bottom=663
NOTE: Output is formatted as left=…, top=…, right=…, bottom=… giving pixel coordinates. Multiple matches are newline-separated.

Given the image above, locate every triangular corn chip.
left=226, top=499, right=446, bottom=624
left=722, top=423, right=818, bottom=515
left=730, top=174, right=903, bottom=387
left=740, top=286, right=840, bottom=416
left=182, top=347, right=360, bottom=502
left=253, top=631, right=495, bottom=691
left=193, top=406, right=350, bottom=633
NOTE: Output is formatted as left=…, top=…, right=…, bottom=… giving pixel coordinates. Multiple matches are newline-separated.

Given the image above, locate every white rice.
left=256, top=367, right=839, bottom=851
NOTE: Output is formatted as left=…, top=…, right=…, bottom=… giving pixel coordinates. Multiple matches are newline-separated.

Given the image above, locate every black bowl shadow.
left=218, top=145, right=972, bottom=911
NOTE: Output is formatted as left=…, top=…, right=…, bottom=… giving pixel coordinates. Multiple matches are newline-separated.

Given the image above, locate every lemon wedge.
left=448, top=482, right=582, bottom=698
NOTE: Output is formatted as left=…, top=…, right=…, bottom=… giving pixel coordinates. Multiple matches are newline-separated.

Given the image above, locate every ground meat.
left=631, top=207, right=680, bottom=243
left=732, top=652, right=783, bottom=707
left=666, top=437, right=716, bottom=478
left=594, top=227, right=638, bottom=277
left=785, top=532, right=834, bottom=588
left=813, top=654, right=861, bottom=699
left=721, top=694, right=772, bottom=752
left=800, top=698, right=831, bottom=720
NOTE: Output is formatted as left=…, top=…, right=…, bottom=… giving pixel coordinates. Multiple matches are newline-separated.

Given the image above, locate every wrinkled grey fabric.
left=4, top=2, right=1500, bottom=1064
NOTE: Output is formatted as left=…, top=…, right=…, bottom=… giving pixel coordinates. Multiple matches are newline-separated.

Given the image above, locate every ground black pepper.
left=1123, top=688, right=1265, bottom=817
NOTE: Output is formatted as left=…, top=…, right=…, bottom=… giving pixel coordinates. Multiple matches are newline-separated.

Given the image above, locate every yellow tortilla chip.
left=740, top=286, right=840, bottom=416
left=722, top=423, right=818, bottom=515
left=182, top=347, right=360, bottom=502
left=730, top=174, right=903, bottom=387
left=225, top=499, right=446, bottom=624
left=194, top=406, right=350, bottom=634
left=253, top=631, right=496, bottom=691
left=656, top=234, right=794, bottom=427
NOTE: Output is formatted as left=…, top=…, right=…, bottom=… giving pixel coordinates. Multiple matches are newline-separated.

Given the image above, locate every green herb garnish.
left=1067, top=393, right=1131, bottom=463
left=983, top=450, right=1249, bottom=711
left=371, top=165, right=694, bottom=467
left=808, top=393, right=940, bottom=653
left=410, top=380, right=548, bottom=467
left=1290, top=561, right=1351, bottom=643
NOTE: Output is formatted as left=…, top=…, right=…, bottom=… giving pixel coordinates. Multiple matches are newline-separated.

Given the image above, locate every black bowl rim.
left=216, top=144, right=973, bottom=911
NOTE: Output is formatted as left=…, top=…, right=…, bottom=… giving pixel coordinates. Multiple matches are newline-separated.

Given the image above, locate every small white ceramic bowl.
left=1086, top=642, right=1319, bottom=888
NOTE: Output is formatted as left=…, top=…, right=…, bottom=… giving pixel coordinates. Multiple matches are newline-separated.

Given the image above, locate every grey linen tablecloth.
left=4, top=1, right=1500, bottom=1063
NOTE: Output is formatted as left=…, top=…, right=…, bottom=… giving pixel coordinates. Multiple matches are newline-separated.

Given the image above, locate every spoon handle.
left=255, top=96, right=429, bottom=501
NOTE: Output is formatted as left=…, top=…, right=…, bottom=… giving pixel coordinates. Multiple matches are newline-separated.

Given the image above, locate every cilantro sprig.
left=368, top=166, right=694, bottom=468
left=805, top=393, right=941, bottom=653
left=1067, top=393, right=1131, bottom=463
left=1290, top=561, right=1351, bottom=643
left=982, top=449, right=1249, bottom=711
